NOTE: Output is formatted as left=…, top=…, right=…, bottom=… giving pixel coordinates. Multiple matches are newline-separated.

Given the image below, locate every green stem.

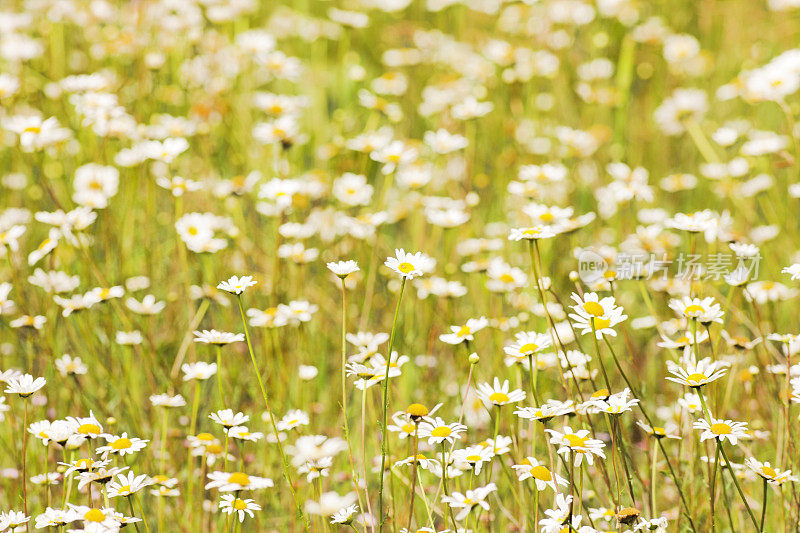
left=406, top=425, right=419, bottom=532
left=128, top=496, right=142, bottom=533
left=136, top=493, right=151, bottom=533
left=22, top=398, right=29, bottom=533
left=440, top=443, right=458, bottom=530
left=710, top=438, right=720, bottom=532
left=684, top=118, right=721, bottom=164
left=378, top=277, right=407, bottom=531
left=340, top=279, right=364, bottom=514
left=603, top=336, right=698, bottom=533
left=651, top=434, right=658, bottom=516
left=235, top=295, right=309, bottom=531
left=717, top=439, right=761, bottom=532
left=186, top=380, right=200, bottom=523
left=216, top=345, right=226, bottom=410
left=526, top=353, right=540, bottom=405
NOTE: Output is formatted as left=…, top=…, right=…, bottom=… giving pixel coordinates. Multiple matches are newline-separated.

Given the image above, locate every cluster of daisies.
left=3, top=0, right=800, bottom=531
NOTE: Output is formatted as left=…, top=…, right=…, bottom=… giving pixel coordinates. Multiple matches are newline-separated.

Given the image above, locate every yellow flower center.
left=112, top=438, right=132, bottom=450
left=592, top=317, right=611, bottom=329
left=197, top=432, right=215, bottom=442
left=583, top=301, right=605, bottom=316
left=406, top=403, right=429, bottom=417
left=119, top=485, right=131, bottom=493
left=540, top=212, right=555, bottom=222
left=710, top=423, right=732, bottom=435
left=402, top=423, right=416, bottom=433
left=489, top=392, right=510, bottom=404
left=685, top=373, right=707, bottom=385
left=519, top=343, right=538, bottom=354
left=499, top=273, right=515, bottom=283
left=466, top=455, right=482, bottom=462
left=233, top=499, right=248, bottom=510
left=684, top=304, right=704, bottom=316
left=457, top=325, right=471, bottom=337
left=84, top=509, right=105, bottom=522
left=761, top=466, right=777, bottom=478
left=431, top=426, right=452, bottom=438
left=564, top=434, right=587, bottom=447
left=228, top=472, right=250, bottom=485
left=78, top=423, right=101, bottom=434
left=398, top=262, right=415, bottom=273
left=530, top=465, right=552, bottom=481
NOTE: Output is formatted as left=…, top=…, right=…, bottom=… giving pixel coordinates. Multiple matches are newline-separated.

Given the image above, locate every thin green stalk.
left=216, top=346, right=226, bottom=410
left=684, top=118, right=720, bottom=163
left=717, top=439, right=761, bottom=532
left=128, top=495, right=142, bottom=533
left=526, top=353, right=540, bottom=405
left=710, top=438, right=720, bottom=532
left=406, top=423, right=420, bottom=532
left=361, top=387, right=374, bottom=524
left=697, top=390, right=761, bottom=532
left=440, top=442, right=458, bottom=531
left=235, top=294, right=309, bottom=531
left=378, top=277, right=407, bottom=531
left=651, top=437, right=658, bottom=516
left=186, top=379, right=201, bottom=523
left=136, top=493, right=151, bottom=533
left=340, top=279, right=364, bottom=514
left=602, top=336, right=698, bottom=533
left=22, top=398, right=29, bottom=533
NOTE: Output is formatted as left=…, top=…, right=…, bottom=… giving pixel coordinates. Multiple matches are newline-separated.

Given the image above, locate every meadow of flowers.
left=3, top=0, right=800, bottom=531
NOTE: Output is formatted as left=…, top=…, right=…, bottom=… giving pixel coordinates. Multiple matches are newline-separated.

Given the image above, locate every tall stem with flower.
left=696, top=390, right=761, bottom=532
left=21, top=397, right=29, bottom=533
left=232, top=289, right=309, bottom=531
left=377, top=276, right=406, bottom=530
left=335, top=272, right=363, bottom=514
left=601, top=335, right=699, bottom=533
